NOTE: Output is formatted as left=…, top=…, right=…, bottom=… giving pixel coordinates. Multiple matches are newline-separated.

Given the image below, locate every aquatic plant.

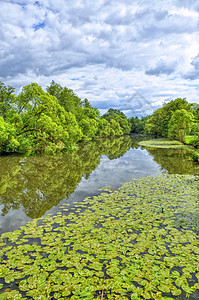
left=139, top=138, right=193, bottom=149
left=0, top=174, right=199, bottom=299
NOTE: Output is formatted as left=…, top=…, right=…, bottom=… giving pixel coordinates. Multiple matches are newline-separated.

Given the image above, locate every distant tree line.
left=0, top=80, right=198, bottom=154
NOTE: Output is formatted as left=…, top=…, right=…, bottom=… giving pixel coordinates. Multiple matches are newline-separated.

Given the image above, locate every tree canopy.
left=145, top=98, right=192, bottom=136
left=1, top=81, right=198, bottom=154
left=168, top=109, right=193, bottom=142
left=0, top=81, right=132, bottom=154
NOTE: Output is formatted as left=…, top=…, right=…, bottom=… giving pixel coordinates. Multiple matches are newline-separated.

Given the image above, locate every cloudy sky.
left=1, top=0, right=199, bottom=116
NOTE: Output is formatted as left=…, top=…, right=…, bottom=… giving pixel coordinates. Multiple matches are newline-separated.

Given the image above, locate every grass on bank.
left=138, top=138, right=193, bottom=149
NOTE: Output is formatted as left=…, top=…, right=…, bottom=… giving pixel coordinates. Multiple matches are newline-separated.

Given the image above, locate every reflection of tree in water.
left=0, top=136, right=134, bottom=219
left=144, top=147, right=199, bottom=174
left=91, top=135, right=132, bottom=160
left=1, top=136, right=197, bottom=220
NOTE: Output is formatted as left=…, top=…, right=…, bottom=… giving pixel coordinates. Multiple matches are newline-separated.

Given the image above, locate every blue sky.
left=1, top=0, right=199, bottom=116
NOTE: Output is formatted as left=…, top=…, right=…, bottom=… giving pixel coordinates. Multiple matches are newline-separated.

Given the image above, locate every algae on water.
left=0, top=174, right=199, bottom=299
left=138, top=138, right=194, bottom=149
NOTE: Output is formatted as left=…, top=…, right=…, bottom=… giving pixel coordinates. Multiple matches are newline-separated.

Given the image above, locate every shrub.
left=192, top=152, right=199, bottom=162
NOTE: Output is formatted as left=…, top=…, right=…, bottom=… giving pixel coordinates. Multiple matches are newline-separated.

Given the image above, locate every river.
left=0, top=135, right=198, bottom=235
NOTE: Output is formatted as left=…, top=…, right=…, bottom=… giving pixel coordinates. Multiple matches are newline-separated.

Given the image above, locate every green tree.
left=129, top=116, right=150, bottom=134
left=96, top=119, right=111, bottom=137
left=168, top=109, right=193, bottom=142
left=0, top=81, right=15, bottom=119
left=109, top=119, right=123, bottom=136
left=46, top=81, right=83, bottom=115
left=0, top=81, right=132, bottom=154
left=83, top=98, right=91, bottom=108
left=190, top=103, right=199, bottom=143
left=102, top=108, right=131, bottom=134
left=79, top=118, right=98, bottom=139
left=145, top=98, right=192, bottom=136
left=14, top=83, right=81, bottom=152
left=46, top=81, right=101, bottom=124
left=0, top=117, right=19, bottom=153
left=63, top=111, right=83, bottom=143
left=191, top=103, right=199, bottom=122
left=145, top=108, right=164, bottom=135
left=81, top=106, right=100, bottom=121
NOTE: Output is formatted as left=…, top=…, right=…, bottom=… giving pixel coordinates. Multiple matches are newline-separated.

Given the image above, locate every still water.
left=0, top=135, right=198, bottom=235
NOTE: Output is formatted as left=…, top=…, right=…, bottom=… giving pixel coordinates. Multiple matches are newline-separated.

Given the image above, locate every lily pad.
left=0, top=174, right=199, bottom=299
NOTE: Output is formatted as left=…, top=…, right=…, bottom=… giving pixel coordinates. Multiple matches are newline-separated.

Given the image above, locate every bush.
left=192, top=152, right=199, bottom=162
left=184, top=135, right=199, bottom=147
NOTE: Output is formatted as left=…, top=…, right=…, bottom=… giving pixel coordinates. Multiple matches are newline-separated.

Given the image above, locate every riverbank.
left=139, top=137, right=199, bottom=164
left=138, top=138, right=194, bottom=149
left=184, top=135, right=199, bottom=162
left=0, top=173, right=199, bottom=299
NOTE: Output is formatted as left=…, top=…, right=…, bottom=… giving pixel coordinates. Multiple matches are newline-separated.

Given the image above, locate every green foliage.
left=96, top=118, right=111, bottom=137
left=192, top=152, right=199, bottom=162
left=82, top=106, right=100, bottom=120
left=63, top=111, right=83, bottom=144
left=104, top=108, right=126, bottom=118
left=13, top=83, right=73, bottom=153
left=46, top=80, right=83, bottom=113
left=129, top=116, right=150, bottom=134
left=168, top=109, right=193, bottom=142
left=1, top=135, right=197, bottom=221
left=102, top=108, right=131, bottom=135
left=79, top=118, right=98, bottom=139
left=0, top=81, right=15, bottom=119
left=190, top=122, right=199, bottom=135
left=191, top=103, right=199, bottom=121
left=109, top=119, right=123, bottom=136
left=145, top=98, right=192, bottom=136
left=0, top=174, right=199, bottom=299
left=184, top=135, right=199, bottom=147
left=0, top=117, right=19, bottom=153
left=0, top=81, right=135, bottom=154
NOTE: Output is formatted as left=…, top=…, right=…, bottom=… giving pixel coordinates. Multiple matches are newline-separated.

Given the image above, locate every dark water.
left=0, top=135, right=198, bottom=235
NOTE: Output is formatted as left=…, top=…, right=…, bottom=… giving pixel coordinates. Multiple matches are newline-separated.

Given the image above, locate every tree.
left=63, top=112, right=83, bottom=143
left=0, top=117, right=19, bottom=153
left=102, top=108, right=126, bottom=118
left=96, top=119, right=111, bottom=137
left=0, top=81, right=15, bottom=119
left=168, top=109, right=193, bottom=142
left=14, top=83, right=81, bottom=152
left=129, top=116, right=150, bottom=134
left=109, top=119, right=123, bottom=136
left=81, top=107, right=100, bottom=121
left=0, top=81, right=133, bottom=154
left=83, top=98, right=91, bottom=108
left=102, top=108, right=131, bottom=134
left=145, top=98, right=192, bottom=137
left=79, top=118, right=98, bottom=139
left=46, top=81, right=83, bottom=115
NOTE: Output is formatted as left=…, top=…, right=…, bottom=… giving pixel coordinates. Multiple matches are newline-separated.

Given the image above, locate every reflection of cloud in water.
left=51, top=148, right=161, bottom=215
left=0, top=147, right=161, bottom=233
left=1, top=137, right=196, bottom=235
left=0, top=207, right=30, bottom=235
left=77, top=148, right=161, bottom=191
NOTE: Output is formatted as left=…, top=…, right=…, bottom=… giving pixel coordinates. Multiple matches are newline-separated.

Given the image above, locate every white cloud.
left=1, top=0, right=199, bottom=116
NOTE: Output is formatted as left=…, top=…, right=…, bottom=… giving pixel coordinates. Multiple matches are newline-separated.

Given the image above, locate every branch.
left=34, top=108, right=45, bottom=117
left=17, top=128, right=41, bottom=136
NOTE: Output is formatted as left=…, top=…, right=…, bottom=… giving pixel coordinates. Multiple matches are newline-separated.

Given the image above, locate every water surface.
left=0, top=135, right=198, bottom=234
